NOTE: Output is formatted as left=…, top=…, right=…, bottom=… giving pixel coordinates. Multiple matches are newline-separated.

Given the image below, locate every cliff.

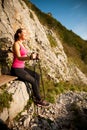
left=0, top=0, right=87, bottom=126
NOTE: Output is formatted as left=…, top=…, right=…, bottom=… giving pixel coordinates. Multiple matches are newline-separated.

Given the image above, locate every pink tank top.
left=12, top=45, right=27, bottom=68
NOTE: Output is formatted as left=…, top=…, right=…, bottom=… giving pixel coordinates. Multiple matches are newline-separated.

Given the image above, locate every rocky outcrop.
left=0, top=81, right=30, bottom=121
left=1, top=90, right=87, bottom=130
left=7, top=91, right=87, bottom=130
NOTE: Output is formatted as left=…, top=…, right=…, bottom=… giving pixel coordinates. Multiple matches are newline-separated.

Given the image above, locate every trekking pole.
left=38, top=60, right=46, bottom=99
left=32, top=49, right=46, bottom=100
left=33, top=59, right=39, bottom=114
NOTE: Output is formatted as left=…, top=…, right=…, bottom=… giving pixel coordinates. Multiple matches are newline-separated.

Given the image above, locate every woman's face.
left=20, top=30, right=27, bottom=40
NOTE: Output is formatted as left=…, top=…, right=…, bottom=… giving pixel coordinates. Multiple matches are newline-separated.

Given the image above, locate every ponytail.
left=14, top=28, right=23, bottom=42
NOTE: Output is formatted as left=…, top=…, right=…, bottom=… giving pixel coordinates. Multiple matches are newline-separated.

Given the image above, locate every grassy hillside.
left=23, top=0, right=87, bottom=75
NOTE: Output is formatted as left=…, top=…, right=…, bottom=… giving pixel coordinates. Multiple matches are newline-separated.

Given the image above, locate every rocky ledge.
left=8, top=91, right=87, bottom=130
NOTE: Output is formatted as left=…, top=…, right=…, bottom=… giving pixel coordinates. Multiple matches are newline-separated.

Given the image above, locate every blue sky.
left=30, top=0, right=87, bottom=40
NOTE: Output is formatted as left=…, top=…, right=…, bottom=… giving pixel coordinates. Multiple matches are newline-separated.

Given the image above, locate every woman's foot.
left=34, top=99, right=49, bottom=106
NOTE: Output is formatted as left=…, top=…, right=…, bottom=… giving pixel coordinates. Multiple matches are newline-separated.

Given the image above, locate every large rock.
left=0, top=81, right=29, bottom=121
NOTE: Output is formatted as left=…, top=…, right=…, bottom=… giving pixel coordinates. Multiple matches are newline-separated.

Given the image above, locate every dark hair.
left=14, top=28, right=23, bottom=42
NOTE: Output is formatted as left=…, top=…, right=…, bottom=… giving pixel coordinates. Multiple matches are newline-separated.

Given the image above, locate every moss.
left=30, top=11, right=34, bottom=20
left=14, top=111, right=23, bottom=122
left=47, top=34, right=57, bottom=47
left=25, top=98, right=33, bottom=109
left=0, top=91, right=12, bottom=112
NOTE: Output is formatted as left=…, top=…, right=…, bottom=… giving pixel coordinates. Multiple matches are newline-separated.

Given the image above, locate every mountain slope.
left=26, top=0, right=87, bottom=73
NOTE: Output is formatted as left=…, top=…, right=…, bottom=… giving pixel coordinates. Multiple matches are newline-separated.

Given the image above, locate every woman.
left=11, top=28, right=48, bottom=106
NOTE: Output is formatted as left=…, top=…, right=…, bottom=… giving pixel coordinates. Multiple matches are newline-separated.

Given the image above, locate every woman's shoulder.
left=13, top=41, right=21, bottom=50
left=13, top=41, right=20, bottom=46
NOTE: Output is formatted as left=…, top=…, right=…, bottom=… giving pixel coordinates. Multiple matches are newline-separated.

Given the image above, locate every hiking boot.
left=34, top=99, right=49, bottom=106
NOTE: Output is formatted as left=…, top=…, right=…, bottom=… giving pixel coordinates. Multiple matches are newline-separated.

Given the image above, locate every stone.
left=8, top=81, right=29, bottom=120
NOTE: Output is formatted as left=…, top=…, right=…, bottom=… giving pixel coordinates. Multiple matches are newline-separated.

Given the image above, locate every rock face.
left=0, top=81, right=29, bottom=121
left=0, top=0, right=87, bottom=84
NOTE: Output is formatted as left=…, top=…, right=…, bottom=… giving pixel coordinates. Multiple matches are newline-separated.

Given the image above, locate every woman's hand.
left=30, top=52, right=39, bottom=60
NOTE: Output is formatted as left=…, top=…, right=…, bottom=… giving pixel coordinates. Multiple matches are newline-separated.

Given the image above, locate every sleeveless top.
left=12, top=45, right=27, bottom=68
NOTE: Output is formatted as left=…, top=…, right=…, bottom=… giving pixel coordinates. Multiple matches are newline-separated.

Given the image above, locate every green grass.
left=0, top=91, right=12, bottom=112
left=36, top=62, right=87, bottom=103
left=31, top=63, right=87, bottom=103
left=47, top=34, right=57, bottom=47
left=46, top=75, right=87, bottom=102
